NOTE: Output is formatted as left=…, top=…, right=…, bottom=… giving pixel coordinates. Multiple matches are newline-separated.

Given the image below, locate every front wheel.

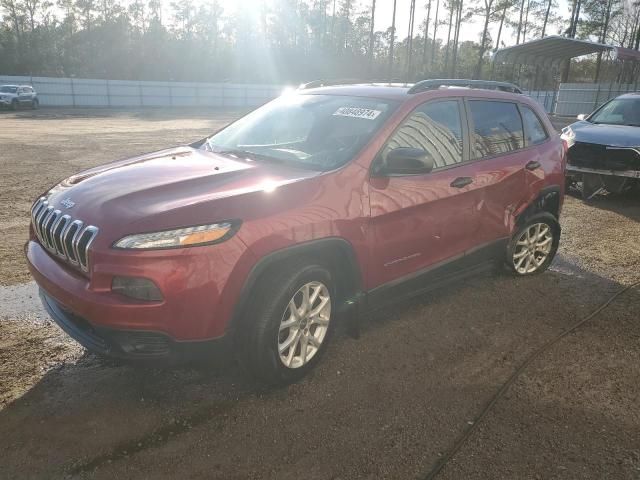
left=507, top=213, right=560, bottom=276
left=10, top=99, right=18, bottom=111
left=32, top=99, right=39, bottom=109
left=239, top=260, right=334, bottom=385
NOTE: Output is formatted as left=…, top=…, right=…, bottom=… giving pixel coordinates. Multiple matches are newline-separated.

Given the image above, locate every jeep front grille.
left=30, top=197, right=99, bottom=272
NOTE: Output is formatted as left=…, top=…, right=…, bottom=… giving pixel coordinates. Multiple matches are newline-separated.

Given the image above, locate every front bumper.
left=566, top=164, right=640, bottom=179
left=39, top=289, right=230, bottom=360
left=26, top=234, right=254, bottom=341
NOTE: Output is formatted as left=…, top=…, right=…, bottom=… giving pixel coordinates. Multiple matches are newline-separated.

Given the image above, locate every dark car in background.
left=562, top=93, right=640, bottom=199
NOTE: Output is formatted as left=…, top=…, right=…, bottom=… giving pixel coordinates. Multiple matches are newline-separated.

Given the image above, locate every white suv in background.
left=0, top=85, right=39, bottom=110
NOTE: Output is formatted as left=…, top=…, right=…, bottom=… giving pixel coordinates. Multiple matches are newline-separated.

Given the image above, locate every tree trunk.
left=594, top=0, right=613, bottom=82
left=522, top=0, right=531, bottom=43
left=516, top=0, right=525, bottom=43
left=443, top=1, right=455, bottom=73
left=450, top=0, right=464, bottom=76
left=422, top=0, right=432, bottom=70
left=368, top=0, right=376, bottom=71
left=541, top=0, right=552, bottom=37
left=431, top=0, right=440, bottom=66
left=562, top=0, right=582, bottom=82
left=389, top=0, right=397, bottom=79
left=406, top=0, right=417, bottom=80
left=571, top=0, right=581, bottom=37
left=474, top=0, right=492, bottom=79
left=495, top=4, right=506, bottom=51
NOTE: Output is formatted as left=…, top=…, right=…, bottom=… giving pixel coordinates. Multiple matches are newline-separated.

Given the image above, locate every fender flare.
left=227, top=237, right=364, bottom=334
left=515, top=185, right=562, bottom=229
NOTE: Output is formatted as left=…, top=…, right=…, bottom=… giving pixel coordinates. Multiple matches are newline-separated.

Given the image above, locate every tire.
left=238, top=259, right=335, bottom=385
left=10, top=99, right=18, bottom=111
left=32, top=99, right=39, bottom=110
left=506, top=212, right=560, bottom=276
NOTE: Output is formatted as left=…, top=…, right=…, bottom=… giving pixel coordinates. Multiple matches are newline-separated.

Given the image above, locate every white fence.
left=554, top=83, right=639, bottom=116
left=2, top=75, right=637, bottom=116
left=524, top=90, right=556, bottom=113
left=0, top=75, right=283, bottom=107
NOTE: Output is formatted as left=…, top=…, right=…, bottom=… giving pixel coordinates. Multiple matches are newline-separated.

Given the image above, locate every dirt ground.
left=0, top=108, right=639, bottom=479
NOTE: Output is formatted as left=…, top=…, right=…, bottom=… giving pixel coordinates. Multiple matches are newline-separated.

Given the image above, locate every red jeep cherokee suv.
left=27, top=80, right=565, bottom=383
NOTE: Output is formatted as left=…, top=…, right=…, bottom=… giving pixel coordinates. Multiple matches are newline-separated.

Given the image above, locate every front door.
left=367, top=98, right=483, bottom=290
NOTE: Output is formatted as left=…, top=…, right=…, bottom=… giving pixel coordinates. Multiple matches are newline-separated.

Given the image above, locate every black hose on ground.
left=421, top=280, right=640, bottom=480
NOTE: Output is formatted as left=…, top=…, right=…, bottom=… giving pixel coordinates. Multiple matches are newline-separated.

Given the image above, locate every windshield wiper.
left=210, top=147, right=283, bottom=163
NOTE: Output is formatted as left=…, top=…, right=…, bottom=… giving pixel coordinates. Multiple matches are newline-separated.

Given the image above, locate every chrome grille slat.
left=52, top=214, right=72, bottom=257
left=63, top=220, right=83, bottom=265
left=41, top=208, right=57, bottom=249
left=34, top=202, right=50, bottom=242
left=29, top=197, right=99, bottom=273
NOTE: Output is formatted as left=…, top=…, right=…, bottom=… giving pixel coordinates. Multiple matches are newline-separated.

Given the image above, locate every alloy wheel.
left=512, top=222, right=553, bottom=274
left=277, top=281, right=331, bottom=369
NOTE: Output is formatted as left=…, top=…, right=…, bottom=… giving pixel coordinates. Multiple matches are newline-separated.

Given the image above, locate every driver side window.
left=383, top=100, right=464, bottom=169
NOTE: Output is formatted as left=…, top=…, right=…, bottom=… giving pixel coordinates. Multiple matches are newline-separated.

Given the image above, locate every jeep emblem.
left=60, top=198, right=75, bottom=209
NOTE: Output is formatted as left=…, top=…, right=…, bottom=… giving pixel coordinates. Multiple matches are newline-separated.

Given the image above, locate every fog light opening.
left=111, top=276, right=163, bottom=302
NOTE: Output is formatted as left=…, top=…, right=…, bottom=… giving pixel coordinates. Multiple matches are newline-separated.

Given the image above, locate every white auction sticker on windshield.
left=333, top=107, right=382, bottom=120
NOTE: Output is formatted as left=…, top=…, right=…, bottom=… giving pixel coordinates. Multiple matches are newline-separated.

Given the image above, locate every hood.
left=567, top=120, right=640, bottom=148
left=44, top=146, right=321, bottom=240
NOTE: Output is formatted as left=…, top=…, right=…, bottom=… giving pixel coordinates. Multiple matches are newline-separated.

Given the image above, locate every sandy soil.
left=0, top=109, right=639, bottom=479
left=0, top=107, right=243, bottom=286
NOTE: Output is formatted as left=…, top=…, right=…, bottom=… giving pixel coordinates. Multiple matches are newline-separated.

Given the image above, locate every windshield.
left=589, top=98, right=640, bottom=126
left=205, top=94, right=398, bottom=170
left=0, top=86, right=18, bottom=93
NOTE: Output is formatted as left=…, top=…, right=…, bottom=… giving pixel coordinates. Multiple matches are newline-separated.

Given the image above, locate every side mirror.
left=376, top=147, right=434, bottom=176
left=576, top=114, right=587, bottom=121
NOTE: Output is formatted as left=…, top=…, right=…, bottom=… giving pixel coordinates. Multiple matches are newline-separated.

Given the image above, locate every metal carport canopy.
left=493, top=36, right=614, bottom=67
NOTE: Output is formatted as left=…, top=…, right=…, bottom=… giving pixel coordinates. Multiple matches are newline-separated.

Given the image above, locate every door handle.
left=450, top=177, right=473, bottom=188
left=526, top=160, right=541, bottom=171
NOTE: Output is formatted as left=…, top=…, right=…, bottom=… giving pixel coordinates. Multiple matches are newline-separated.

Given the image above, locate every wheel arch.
left=515, top=185, right=562, bottom=229
left=228, top=237, right=364, bottom=334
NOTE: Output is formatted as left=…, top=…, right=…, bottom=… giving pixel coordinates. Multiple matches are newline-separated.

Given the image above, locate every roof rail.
left=298, top=79, right=365, bottom=90
left=298, top=79, right=410, bottom=90
left=407, top=79, right=523, bottom=94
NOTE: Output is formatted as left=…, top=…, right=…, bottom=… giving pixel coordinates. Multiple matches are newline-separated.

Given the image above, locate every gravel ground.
left=0, top=109, right=638, bottom=479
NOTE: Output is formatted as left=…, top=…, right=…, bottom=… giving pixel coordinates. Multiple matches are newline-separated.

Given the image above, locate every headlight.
left=561, top=126, right=575, bottom=138
left=114, top=221, right=239, bottom=249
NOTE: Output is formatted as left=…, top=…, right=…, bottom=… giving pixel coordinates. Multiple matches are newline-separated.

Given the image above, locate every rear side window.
left=469, top=100, right=524, bottom=158
left=520, top=105, right=548, bottom=145
left=384, top=100, right=464, bottom=169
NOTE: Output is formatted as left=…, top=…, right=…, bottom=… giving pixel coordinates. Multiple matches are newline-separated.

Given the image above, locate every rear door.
left=518, top=104, right=557, bottom=200
left=464, top=99, right=529, bottom=246
left=367, top=98, right=484, bottom=289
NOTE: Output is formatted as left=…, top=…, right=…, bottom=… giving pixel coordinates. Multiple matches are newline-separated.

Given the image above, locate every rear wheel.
left=32, top=98, right=39, bottom=109
left=239, top=260, right=334, bottom=385
left=507, top=213, right=560, bottom=276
